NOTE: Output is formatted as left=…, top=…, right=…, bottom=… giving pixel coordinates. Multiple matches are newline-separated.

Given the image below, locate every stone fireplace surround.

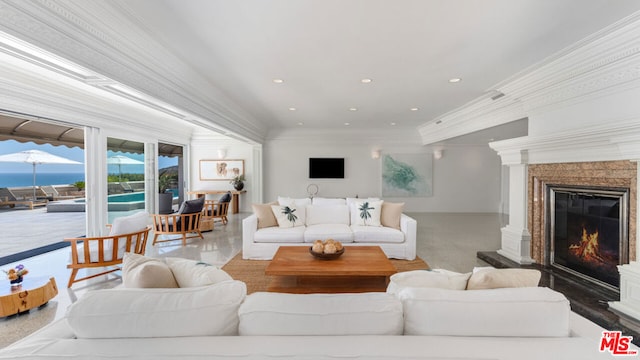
left=479, top=159, right=640, bottom=344
left=528, top=161, right=637, bottom=270
left=487, top=125, right=640, bottom=344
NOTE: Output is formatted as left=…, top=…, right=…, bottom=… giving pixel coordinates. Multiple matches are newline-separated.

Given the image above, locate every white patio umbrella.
left=107, top=155, right=144, bottom=181
left=0, top=149, right=82, bottom=200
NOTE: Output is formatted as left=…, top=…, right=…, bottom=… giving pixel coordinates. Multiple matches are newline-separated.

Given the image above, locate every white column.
left=496, top=150, right=534, bottom=264
left=84, top=126, right=108, bottom=237
left=609, top=160, right=640, bottom=320
left=145, top=142, right=157, bottom=213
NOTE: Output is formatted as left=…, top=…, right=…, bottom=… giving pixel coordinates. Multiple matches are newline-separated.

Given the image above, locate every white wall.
left=263, top=129, right=502, bottom=213
left=190, top=134, right=259, bottom=212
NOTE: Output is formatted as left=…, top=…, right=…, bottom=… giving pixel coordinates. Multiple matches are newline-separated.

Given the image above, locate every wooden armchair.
left=203, top=199, right=230, bottom=225
left=65, top=225, right=151, bottom=288
left=152, top=197, right=205, bottom=246
left=151, top=212, right=204, bottom=246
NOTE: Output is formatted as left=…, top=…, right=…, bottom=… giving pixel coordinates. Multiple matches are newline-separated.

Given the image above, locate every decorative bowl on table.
left=309, top=239, right=345, bottom=260
left=309, top=247, right=345, bottom=260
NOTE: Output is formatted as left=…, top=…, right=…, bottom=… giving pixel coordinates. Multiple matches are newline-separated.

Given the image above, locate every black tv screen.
left=309, top=158, right=344, bottom=179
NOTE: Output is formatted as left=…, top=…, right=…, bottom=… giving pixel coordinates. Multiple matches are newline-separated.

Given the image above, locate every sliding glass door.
left=106, top=137, right=145, bottom=222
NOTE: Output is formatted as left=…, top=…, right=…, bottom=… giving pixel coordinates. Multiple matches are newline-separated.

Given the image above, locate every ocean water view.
left=0, top=172, right=85, bottom=188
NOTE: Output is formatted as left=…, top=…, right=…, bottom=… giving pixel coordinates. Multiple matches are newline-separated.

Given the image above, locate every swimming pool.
left=47, top=191, right=150, bottom=212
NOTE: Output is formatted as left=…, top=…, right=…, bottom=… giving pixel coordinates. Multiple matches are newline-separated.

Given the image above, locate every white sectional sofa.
left=0, top=282, right=629, bottom=360
left=243, top=197, right=417, bottom=260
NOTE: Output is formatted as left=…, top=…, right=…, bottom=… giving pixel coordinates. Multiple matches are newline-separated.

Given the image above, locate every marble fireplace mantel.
left=490, top=124, right=640, bottom=322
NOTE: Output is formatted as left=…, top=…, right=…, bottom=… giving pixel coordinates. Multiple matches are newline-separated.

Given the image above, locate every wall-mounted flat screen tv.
left=309, top=158, right=344, bottom=179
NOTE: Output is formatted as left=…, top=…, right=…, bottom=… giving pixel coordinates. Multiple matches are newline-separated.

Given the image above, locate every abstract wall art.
left=381, top=153, right=432, bottom=197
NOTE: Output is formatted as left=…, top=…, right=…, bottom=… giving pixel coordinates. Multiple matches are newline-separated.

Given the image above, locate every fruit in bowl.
left=310, top=239, right=345, bottom=260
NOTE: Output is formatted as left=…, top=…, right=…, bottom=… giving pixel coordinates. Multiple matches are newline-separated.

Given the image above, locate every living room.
left=3, top=1, right=640, bottom=358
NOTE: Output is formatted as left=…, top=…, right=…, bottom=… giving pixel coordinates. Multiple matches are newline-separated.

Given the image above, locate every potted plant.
left=158, top=174, right=173, bottom=214
left=230, top=174, right=245, bottom=191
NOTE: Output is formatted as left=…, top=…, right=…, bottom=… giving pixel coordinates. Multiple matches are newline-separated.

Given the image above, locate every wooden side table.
left=0, top=277, right=58, bottom=317
left=187, top=190, right=246, bottom=214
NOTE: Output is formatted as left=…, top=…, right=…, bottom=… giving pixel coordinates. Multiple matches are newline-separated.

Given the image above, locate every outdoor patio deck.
left=0, top=206, right=145, bottom=263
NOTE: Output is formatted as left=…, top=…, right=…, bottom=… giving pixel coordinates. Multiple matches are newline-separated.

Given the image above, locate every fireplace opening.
left=547, top=185, right=629, bottom=291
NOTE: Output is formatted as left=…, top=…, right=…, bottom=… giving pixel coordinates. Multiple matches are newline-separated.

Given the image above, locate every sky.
left=0, top=140, right=175, bottom=173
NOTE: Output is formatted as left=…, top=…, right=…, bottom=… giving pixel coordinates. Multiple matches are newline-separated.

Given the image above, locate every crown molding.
left=0, top=52, right=194, bottom=142
left=419, top=11, right=640, bottom=145
left=265, top=127, right=423, bottom=146
left=489, top=117, right=640, bottom=165
left=417, top=96, right=527, bottom=145
left=0, top=0, right=267, bottom=144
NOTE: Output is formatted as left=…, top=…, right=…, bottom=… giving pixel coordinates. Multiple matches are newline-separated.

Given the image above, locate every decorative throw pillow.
left=122, top=253, right=178, bottom=288
left=466, top=268, right=542, bottom=290
left=219, top=191, right=232, bottom=203
left=312, top=197, right=346, bottom=206
left=252, top=202, right=278, bottom=229
left=271, top=204, right=305, bottom=228
left=381, top=202, right=404, bottom=229
left=165, top=257, right=233, bottom=288
left=350, top=200, right=383, bottom=226
left=346, top=197, right=380, bottom=208
left=386, top=269, right=471, bottom=294
left=108, top=211, right=149, bottom=236
left=277, top=196, right=311, bottom=207
left=178, top=197, right=205, bottom=214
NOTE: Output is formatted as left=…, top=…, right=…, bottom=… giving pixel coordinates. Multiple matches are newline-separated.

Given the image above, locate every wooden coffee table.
left=265, top=246, right=397, bottom=293
left=0, top=277, right=58, bottom=317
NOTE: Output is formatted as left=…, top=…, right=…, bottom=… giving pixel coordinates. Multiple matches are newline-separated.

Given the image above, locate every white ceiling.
left=116, top=0, right=640, bottom=139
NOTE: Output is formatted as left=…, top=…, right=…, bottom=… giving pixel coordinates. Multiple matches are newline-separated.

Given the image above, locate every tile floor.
left=0, top=211, right=504, bottom=349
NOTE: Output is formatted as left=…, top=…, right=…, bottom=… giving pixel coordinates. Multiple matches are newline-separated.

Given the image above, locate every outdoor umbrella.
left=107, top=155, right=144, bottom=181
left=0, top=149, right=82, bottom=200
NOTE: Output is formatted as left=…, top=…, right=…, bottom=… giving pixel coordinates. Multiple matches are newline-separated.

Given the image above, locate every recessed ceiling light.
left=349, top=107, right=358, bottom=111
left=410, top=107, right=419, bottom=111
left=448, top=78, right=461, bottom=83
left=361, top=78, right=372, bottom=83
left=298, top=122, right=304, bottom=126
left=390, top=122, right=397, bottom=126
left=273, top=79, right=284, bottom=83
left=288, top=107, right=296, bottom=111
left=344, top=122, right=351, bottom=126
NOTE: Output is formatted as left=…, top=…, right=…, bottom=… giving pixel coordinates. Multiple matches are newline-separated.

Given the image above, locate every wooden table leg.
left=231, top=193, right=239, bottom=214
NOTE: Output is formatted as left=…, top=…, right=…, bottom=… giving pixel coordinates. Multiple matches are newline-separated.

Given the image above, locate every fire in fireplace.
left=547, top=185, right=629, bottom=290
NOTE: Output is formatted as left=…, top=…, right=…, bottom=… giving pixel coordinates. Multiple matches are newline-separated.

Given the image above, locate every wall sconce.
left=217, top=149, right=227, bottom=159
left=433, top=150, right=443, bottom=160
left=371, top=150, right=381, bottom=159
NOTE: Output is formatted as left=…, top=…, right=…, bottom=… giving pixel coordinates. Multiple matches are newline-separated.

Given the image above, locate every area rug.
left=221, top=252, right=429, bottom=294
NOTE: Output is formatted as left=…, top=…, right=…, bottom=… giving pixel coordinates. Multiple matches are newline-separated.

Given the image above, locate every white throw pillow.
left=386, top=269, right=471, bottom=294
left=466, top=268, right=542, bottom=290
left=398, top=287, right=570, bottom=337
left=350, top=200, right=383, bottom=226
left=122, top=253, right=178, bottom=288
left=238, top=292, right=403, bottom=336
left=312, top=197, right=346, bottom=206
left=271, top=204, right=306, bottom=228
left=165, top=257, right=233, bottom=288
left=305, top=205, right=350, bottom=225
left=67, top=280, right=247, bottom=338
left=277, top=196, right=311, bottom=207
left=108, top=211, right=149, bottom=236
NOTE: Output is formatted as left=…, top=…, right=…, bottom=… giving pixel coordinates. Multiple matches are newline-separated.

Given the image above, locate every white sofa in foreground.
left=0, top=282, right=629, bottom=360
left=243, top=197, right=417, bottom=260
